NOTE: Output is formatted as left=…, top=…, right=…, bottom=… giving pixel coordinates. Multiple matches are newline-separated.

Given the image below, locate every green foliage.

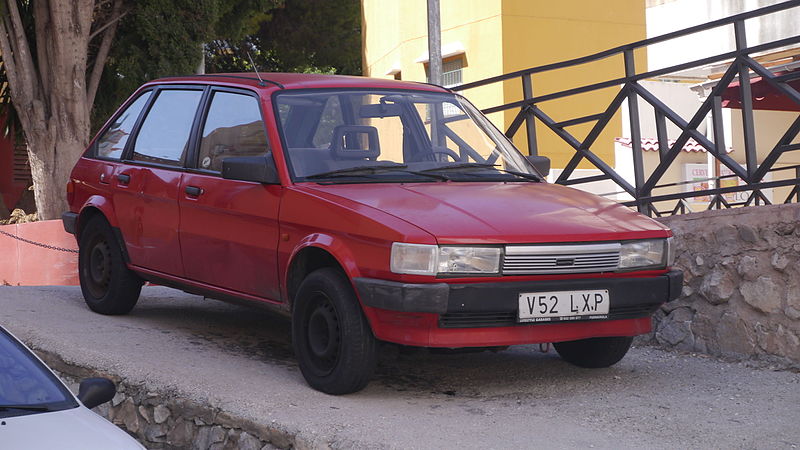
left=206, top=0, right=361, bottom=76
left=92, top=0, right=279, bottom=131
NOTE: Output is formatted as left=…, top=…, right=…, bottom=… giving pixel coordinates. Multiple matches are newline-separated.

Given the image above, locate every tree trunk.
left=26, top=132, right=85, bottom=220
left=0, top=0, right=121, bottom=220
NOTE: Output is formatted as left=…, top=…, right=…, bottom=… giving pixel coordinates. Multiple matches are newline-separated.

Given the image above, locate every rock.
left=138, top=405, right=151, bottom=423
left=738, top=225, right=759, bottom=243
left=144, top=423, right=167, bottom=442
left=741, top=276, right=782, bottom=314
left=656, top=320, right=690, bottom=346
left=699, top=269, right=735, bottom=304
left=715, top=312, right=756, bottom=357
left=153, top=404, right=171, bottom=424
left=167, top=420, right=195, bottom=448
left=736, top=255, right=758, bottom=281
left=111, top=392, right=125, bottom=407
left=714, top=225, right=738, bottom=247
left=238, top=432, right=264, bottom=450
left=771, top=252, right=790, bottom=271
left=117, top=398, right=142, bottom=433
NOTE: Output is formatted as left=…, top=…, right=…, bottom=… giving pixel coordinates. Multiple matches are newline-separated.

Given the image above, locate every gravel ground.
left=1, top=285, right=798, bottom=449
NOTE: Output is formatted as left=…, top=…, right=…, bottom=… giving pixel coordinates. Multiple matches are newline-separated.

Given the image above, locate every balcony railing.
left=454, top=0, right=800, bottom=216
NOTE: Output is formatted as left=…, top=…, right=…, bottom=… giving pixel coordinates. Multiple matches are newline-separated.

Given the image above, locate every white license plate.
left=518, top=289, right=610, bottom=323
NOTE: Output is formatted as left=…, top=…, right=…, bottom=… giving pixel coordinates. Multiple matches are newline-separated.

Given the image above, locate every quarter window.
left=96, top=91, right=151, bottom=159
left=198, top=91, right=270, bottom=172
left=132, top=89, right=203, bottom=166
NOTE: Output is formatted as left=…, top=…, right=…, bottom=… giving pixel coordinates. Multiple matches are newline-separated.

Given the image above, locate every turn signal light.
left=66, top=179, right=74, bottom=204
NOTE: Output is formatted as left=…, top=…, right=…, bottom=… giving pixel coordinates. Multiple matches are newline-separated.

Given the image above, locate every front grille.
left=503, top=243, right=621, bottom=275
left=439, top=311, right=517, bottom=328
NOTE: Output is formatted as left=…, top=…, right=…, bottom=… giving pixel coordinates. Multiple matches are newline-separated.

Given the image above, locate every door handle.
left=117, top=173, right=131, bottom=185
left=185, top=185, right=203, bottom=197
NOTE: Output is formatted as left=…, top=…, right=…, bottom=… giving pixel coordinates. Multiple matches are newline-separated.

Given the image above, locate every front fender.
left=286, top=233, right=362, bottom=282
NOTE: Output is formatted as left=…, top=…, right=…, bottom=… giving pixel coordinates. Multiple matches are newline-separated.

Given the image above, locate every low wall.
left=42, top=350, right=303, bottom=450
left=0, top=220, right=78, bottom=285
left=642, top=204, right=800, bottom=365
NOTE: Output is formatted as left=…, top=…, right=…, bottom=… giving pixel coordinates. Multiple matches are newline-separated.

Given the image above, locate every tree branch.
left=2, top=0, right=39, bottom=104
left=89, top=8, right=127, bottom=41
left=87, top=0, right=123, bottom=108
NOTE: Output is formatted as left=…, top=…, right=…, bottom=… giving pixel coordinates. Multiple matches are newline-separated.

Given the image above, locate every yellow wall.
left=500, top=0, right=646, bottom=168
left=361, top=0, right=647, bottom=169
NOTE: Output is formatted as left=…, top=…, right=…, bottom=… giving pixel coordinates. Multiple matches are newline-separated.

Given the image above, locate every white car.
left=0, top=326, right=144, bottom=449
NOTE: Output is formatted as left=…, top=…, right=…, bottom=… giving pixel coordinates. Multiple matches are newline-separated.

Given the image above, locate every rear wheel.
left=553, top=336, right=633, bottom=368
left=78, top=216, right=142, bottom=315
left=292, top=268, right=377, bottom=394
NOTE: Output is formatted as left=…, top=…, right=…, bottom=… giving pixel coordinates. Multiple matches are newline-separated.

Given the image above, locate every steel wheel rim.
left=85, top=238, right=112, bottom=298
left=305, top=293, right=341, bottom=375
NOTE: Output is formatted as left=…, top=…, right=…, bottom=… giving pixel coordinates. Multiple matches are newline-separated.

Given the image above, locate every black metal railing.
left=454, top=1, right=800, bottom=216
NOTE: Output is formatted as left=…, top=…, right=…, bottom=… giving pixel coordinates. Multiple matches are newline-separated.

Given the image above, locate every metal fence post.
left=521, top=74, right=539, bottom=156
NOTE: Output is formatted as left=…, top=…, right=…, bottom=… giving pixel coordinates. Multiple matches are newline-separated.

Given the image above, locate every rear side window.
left=132, top=89, right=203, bottom=166
left=198, top=91, right=270, bottom=172
left=95, top=91, right=151, bottom=159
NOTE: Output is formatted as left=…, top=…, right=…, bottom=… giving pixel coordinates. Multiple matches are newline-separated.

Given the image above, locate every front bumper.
left=354, top=270, right=682, bottom=347
left=355, top=270, right=682, bottom=323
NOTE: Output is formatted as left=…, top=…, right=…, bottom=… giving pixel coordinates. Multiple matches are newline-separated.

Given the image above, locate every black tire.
left=78, top=215, right=142, bottom=315
left=553, top=336, right=634, bottom=368
left=292, top=268, right=377, bottom=394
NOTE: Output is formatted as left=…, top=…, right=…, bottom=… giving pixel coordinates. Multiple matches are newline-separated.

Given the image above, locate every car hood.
left=302, top=182, right=669, bottom=244
left=1, top=406, right=144, bottom=450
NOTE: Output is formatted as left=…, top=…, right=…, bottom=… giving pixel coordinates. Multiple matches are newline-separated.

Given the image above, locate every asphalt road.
left=1, top=286, right=799, bottom=449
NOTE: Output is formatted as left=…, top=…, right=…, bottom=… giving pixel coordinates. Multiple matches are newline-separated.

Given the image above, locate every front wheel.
left=292, top=268, right=377, bottom=394
left=78, top=215, right=143, bottom=315
left=553, top=336, right=633, bottom=368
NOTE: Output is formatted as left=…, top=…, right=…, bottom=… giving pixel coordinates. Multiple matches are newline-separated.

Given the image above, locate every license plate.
left=518, top=289, right=610, bottom=323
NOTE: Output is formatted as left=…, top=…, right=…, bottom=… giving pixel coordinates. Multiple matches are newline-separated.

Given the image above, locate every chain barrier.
left=0, top=228, right=78, bottom=253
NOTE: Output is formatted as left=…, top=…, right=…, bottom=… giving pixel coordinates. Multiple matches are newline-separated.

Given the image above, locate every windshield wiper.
left=419, top=163, right=498, bottom=173
left=306, top=163, right=409, bottom=179
left=420, top=163, right=542, bottom=181
left=307, top=164, right=450, bottom=181
left=0, top=404, right=53, bottom=412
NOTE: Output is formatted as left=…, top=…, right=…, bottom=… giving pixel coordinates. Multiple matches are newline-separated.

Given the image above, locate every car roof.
left=150, top=72, right=451, bottom=93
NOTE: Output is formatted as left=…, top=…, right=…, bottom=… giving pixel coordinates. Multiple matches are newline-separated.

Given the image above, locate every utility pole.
left=427, top=0, right=442, bottom=86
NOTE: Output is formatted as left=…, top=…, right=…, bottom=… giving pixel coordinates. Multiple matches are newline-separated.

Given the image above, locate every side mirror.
left=526, top=155, right=551, bottom=177
left=78, top=377, right=116, bottom=409
left=222, top=156, right=280, bottom=184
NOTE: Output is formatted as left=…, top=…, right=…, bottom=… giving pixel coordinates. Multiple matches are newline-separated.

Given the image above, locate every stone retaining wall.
left=640, top=204, right=800, bottom=366
left=39, top=350, right=310, bottom=450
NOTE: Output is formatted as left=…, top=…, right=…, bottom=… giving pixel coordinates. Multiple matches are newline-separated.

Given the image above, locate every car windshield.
left=0, top=328, right=77, bottom=418
left=274, top=89, right=543, bottom=183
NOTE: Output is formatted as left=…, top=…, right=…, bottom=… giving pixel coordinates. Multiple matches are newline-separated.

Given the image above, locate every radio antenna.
left=246, top=51, right=266, bottom=87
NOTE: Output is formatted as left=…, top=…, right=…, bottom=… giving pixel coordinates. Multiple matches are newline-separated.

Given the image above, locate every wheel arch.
left=76, top=199, right=130, bottom=263
left=285, top=237, right=362, bottom=307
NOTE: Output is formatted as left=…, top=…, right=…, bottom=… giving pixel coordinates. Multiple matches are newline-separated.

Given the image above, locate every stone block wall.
left=640, top=204, right=800, bottom=365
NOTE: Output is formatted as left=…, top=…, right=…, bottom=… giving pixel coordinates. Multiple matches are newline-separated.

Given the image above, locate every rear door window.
left=95, top=91, right=152, bottom=159
left=132, top=89, right=203, bottom=167
left=197, top=91, right=270, bottom=172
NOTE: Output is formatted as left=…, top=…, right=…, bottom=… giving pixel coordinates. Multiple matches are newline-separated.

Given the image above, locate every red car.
left=63, top=73, right=682, bottom=394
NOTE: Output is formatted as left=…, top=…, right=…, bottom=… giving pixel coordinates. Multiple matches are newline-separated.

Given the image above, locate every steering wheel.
left=411, top=147, right=460, bottom=162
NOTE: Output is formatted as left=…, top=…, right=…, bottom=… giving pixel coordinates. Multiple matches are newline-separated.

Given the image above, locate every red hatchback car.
left=63, top=73, right=682, bottom=394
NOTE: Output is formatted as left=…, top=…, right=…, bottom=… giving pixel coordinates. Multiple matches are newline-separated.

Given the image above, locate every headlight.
left=437, top=246, right=501, bottom=274
left=390, top=243, right=501, bottom=275
left=619, top=239, right=669, bottom=270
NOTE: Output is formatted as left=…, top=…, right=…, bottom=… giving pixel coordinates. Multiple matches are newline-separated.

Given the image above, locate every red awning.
left=614, top=137, right=733, bottom=153
left=721, top=71, right=800, bottom=112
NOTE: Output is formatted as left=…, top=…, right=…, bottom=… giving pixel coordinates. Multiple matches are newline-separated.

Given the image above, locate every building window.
left=426, top=57, right=464, bottom=88
left=441, top=58, right=463, bottom=88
